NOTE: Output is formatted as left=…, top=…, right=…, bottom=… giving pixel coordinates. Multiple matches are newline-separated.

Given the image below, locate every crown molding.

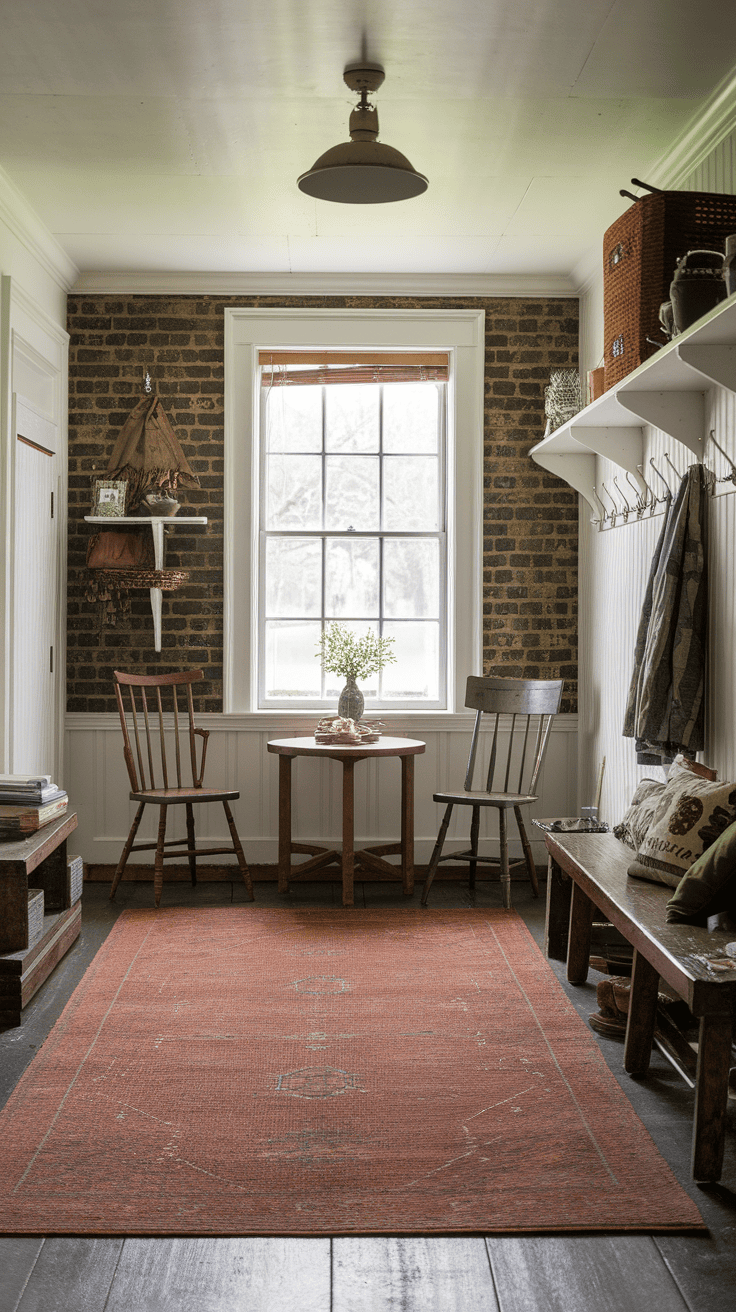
left=571, top=248, right=601, bottom=297
left=70, top=269, right=578, bottom=298
left=0, top=164, right=78, bottom=292
left=645, top=65, right=736, bottom=190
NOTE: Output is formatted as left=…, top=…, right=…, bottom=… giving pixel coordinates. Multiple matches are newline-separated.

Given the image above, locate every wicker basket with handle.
left=603, top=188, right=736, bottom=391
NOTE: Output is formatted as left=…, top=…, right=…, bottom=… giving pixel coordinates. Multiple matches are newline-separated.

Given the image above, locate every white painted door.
left=12, top=413, right=59, bottom=776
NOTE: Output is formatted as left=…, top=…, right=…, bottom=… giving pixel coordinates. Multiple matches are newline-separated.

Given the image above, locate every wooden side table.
left=267, top=737, right=426, bottom=907
left=0, top=812, right=81, bottom=1027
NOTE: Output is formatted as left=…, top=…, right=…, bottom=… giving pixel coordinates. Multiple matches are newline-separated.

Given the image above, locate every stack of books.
left=0, top=775, right=68, bottom=839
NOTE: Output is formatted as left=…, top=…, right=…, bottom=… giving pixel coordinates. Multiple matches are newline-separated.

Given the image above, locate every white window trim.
left=224, top=307, right=485, bottom=717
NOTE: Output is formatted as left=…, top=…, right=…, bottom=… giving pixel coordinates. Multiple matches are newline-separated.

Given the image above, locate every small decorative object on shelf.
left=144, top=491, right=180, bottom=517
left=669, top=249, right=726, bottom=335
left=316, top=622, right=397, bottom=720
left=91, top=478, right=127, bottom=516
left=542, top=369, right=581, bottom=438
left=314, top=716, right=383, bottom=744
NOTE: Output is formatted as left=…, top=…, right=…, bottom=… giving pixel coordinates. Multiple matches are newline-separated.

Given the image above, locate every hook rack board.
left=84, top=515, right=207, bottom=651
left=530, top=292, right=736, bottom=528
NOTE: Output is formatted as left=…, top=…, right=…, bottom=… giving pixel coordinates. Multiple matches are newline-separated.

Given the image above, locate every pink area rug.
left=0, top=907, right=703, bottom=1234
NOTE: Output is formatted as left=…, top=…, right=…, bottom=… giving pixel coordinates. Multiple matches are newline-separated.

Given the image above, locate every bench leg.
left=624, top=950, right=659, bottom=1077
left=566, top=882, right=594, bottom=984
left=545, top=856, right=571, bottom=962
left=692, top=1012, right=732, bottom=1182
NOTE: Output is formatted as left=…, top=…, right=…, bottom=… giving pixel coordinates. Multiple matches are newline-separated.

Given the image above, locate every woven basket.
left=89, top=568, right=189, bottom=591
left=603, top=190, right=736, bottom=390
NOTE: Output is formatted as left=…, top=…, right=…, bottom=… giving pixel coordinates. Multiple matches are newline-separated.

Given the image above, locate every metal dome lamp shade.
left=297, top=63, right=428, bottom=204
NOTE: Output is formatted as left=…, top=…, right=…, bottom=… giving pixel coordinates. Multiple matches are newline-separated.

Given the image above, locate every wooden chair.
left=110, top=669, right=254, bottom=907
left=421, top=676, right=563, bottom=909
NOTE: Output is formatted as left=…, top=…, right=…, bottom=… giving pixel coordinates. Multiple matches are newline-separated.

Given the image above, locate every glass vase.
left=337, top=676, right=364, bottom=722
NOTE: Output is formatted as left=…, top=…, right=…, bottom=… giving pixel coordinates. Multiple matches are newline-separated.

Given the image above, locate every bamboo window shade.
left=259, top=351, right=449, bottom=387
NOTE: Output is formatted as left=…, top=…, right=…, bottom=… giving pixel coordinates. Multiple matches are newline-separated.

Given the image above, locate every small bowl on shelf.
left=144, top=493, right=180, bottom=517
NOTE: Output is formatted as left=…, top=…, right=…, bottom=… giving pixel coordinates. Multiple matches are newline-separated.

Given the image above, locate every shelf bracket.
left=675, top=343, right=736, bottom=395
left=614, top=390, right=705, bottom=457
left=569, top=426, right=646, bottom=493
left=530, top=446, right=597, bottom=517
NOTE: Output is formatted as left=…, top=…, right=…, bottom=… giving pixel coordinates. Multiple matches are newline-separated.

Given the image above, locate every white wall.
left=64, top=711, right=578, bottom=869
left=0, top=166, right=76, bottom=779
left=577, top=125, right=736, bottom=824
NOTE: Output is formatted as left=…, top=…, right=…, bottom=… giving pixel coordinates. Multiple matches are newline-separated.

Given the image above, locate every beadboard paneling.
left=64, top=715, right=578, bottom=866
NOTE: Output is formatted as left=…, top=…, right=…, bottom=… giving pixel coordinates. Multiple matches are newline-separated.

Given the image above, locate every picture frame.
left=92, top=478, right=127, bottom=517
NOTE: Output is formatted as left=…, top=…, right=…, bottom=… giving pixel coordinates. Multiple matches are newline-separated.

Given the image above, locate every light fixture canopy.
left=297, top=63, right=428, bottom=204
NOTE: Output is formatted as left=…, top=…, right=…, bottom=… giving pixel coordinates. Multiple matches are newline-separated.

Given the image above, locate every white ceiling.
left=2, top=0, right=736, bottom=282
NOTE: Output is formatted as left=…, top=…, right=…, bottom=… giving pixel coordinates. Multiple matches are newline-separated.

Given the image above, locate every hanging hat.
left=106, top=393, right=200, bottom=511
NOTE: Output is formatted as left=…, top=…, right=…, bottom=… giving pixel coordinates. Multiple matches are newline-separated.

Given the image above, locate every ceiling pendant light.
left=297, top=63, right=428, bottom=204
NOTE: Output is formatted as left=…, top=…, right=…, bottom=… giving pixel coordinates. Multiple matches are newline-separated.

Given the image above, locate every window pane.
left=325, top=385, right=379, bottom=452
left=325, top=456, right=380, bottom=530
left=325, top=538, right=379, bottom=617
left=383, top=539, right=440, bottom=618
left=383, top=383, right=439, bottom=453
left=266, top=384, right=322, bottom=452
left=265, top=539, right=322, bottom=617
left=266, top=454, right=322, bottom=529
left=264, top=621, right=322, bottom=697
left=381, top=622, right=440, bottom=700
left=383, top=456, right=439, bottom=530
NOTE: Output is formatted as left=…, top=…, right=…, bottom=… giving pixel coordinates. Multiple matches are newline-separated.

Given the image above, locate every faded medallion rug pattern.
left=0, top=907, right=703, bottom=1235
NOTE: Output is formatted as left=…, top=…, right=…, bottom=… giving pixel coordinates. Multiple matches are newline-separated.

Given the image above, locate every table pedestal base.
left=276, top=753, right=416, bottom=907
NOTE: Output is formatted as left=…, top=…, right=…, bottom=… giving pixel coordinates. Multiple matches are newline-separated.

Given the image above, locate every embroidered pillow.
left=627, top=761, right=736, bottom=888
left=613, top=778, right=667, bottom=851
left=666, top=819, right=736, bottom=923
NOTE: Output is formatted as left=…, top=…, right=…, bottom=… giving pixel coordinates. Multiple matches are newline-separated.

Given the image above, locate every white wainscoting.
left=65, top=713, right=578, bottom=868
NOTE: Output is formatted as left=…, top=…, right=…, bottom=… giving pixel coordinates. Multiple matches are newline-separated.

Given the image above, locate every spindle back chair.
left=110, top=669, right=254, bottom=907
left=421, top=676, right=563, bottom=908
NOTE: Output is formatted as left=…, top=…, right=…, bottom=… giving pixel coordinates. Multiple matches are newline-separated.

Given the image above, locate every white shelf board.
left=530, top=291, right=736, bottom=511
left=84, top=516, right=208, bottom=525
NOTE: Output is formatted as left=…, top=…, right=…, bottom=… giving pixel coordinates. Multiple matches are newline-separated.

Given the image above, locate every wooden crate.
left=603, top=190, right=736, bottom=390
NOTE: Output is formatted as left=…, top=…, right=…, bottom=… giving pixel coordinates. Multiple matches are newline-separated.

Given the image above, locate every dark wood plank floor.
left=1, top=874, right=734, bottom=1312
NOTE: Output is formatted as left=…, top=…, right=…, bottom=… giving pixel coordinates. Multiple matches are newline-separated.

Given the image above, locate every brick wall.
left=67, top=295, right=578, bottom=713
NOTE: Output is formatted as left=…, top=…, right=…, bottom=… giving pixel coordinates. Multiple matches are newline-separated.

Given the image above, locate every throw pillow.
left=666, top=820, right=736, bottom=923
left=627, top=759, right=736, bottom=888
left=613, top=778, right=667, bottom=851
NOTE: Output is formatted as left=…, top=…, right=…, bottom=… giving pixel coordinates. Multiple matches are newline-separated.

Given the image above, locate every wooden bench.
left=543, top=830, right=736, bottom=1182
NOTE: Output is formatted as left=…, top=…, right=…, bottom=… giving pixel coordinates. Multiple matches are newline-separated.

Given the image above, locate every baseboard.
left=84, top=862, right=548, bottom=885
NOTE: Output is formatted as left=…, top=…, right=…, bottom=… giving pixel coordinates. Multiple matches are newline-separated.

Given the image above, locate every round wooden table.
left=266, top=736, right=426, bottom=907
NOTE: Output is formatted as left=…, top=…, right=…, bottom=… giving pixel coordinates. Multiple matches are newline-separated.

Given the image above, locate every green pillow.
left=666, top=819, right=736, bottom=924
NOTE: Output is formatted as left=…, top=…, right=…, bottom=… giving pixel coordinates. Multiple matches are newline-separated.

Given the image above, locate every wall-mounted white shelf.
left=84, top=515, right=207, bottom=652
left=530, top=293, right=736, bottom=516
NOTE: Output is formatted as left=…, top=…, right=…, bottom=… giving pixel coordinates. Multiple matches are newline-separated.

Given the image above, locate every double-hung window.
left=259, top=353, right=447, bottom=708
left=224, top=308, right=485, bottom=716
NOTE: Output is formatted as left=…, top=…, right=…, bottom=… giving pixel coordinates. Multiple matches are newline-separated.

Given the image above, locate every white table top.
left=267, top=735, right=426, bottom=758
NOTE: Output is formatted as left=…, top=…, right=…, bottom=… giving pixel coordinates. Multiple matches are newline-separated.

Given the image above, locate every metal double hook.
left=707, top=429, right=736, bottom=486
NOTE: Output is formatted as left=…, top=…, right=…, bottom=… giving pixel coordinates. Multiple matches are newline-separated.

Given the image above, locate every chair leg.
left=514, top=805, right=539, bottom=898
left=468, top=805, right=480, bottom=894
left=499, top=807, right=511, bottom=909
left=185, top=803, right=197, bottom=888
left=110, top=802, right=145, bottom=900
left=154, top=805, right=168, bottom=908
left=421, top=804, right=453, bottom=906
left=222, top=800, right=255, bottom=902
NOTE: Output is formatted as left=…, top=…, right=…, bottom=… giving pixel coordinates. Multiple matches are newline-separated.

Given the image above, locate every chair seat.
left=432, top=789, right=537, bottom=808
left=130, top=786, right=241, bottom=804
